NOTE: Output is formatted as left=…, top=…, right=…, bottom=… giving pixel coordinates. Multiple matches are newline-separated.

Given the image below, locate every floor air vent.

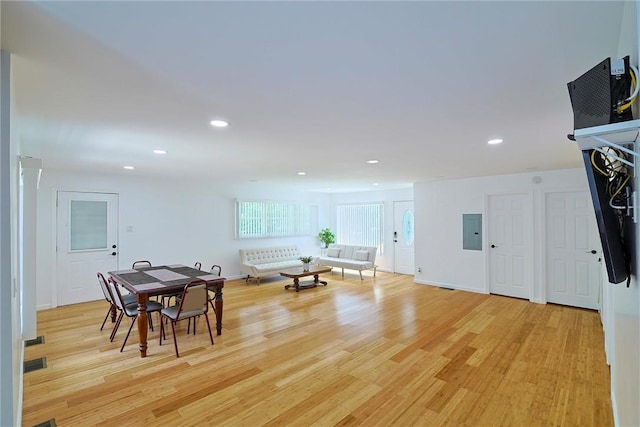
left=24, top=357, right=47, bottom=373
left=25, top=336, right=45, bottom=347
left=33, top=419, right=56, bottom=427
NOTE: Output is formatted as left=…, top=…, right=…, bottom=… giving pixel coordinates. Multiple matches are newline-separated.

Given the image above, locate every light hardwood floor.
left=23, top=272, right=612, bottom=426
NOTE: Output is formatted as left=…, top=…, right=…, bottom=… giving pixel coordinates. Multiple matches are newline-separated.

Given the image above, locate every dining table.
left=109, top=264, right=225, bottom=358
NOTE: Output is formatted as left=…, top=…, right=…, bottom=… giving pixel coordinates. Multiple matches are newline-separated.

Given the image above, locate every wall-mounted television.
left=568, top=55, right=637, bottom=285
left=581, top=149, right=633, bottom=284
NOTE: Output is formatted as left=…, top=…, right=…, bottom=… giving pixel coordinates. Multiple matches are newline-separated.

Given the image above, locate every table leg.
left=294, top=277, right=300, bottom=292
left=314, top=274, right=328, bottom=286
left=214, top=286, right=223, bottom=335
left=136, top=294, right=149, bottom=358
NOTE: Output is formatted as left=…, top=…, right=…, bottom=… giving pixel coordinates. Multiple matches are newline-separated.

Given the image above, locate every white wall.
left=35, top=169, right=332, bottom=309
left=414, top=168, right=591, bottom=300
left=328, top=187, right=414, bottom=272
left=610, top=2, right=640, bottom=425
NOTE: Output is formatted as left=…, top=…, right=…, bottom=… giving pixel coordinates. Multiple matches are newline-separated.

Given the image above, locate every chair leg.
left=110, top=312, right=124, bottom=342
left=120, top=315, right=138, bottom=352
left=187, top=317, right=199, bottom=335
left=170, top=320, right=179, bottom=357
left=204, top=313, right=214, bottom=345
left=100, top=307, right=111, bottom=331
left=359, top=270, right=363, bottom=280
left=148, top=312, right=154, bottom=332
left=159, top=317, right=164, bottom=346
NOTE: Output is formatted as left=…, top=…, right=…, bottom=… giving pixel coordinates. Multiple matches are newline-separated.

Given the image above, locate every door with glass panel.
left=56, top=191, right=119, bottom=306
left=393, top=201, right=415, bottom=274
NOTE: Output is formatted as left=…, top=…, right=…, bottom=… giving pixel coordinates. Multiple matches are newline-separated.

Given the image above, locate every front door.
left=56, top=191, right=119, bottom=306
left=393, top=201, right=415, bottom=274
left=488, top=193, right=531, bottom=299
left=545, top=191, right=602, bottom=309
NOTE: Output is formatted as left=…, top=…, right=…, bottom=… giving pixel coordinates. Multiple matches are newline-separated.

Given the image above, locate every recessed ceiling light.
left=153, top=149, right=167, bottom=154
left=210, top=119, right=229, bottom=128
left=123, top=165, right=135, bottom=170
left=366, top=160, right=379, bottom=164
left=298, top=172, right=306, bottom=176
left=372, top=183, right=379, bottom=186
left=488, top=139, right=503, bottom=145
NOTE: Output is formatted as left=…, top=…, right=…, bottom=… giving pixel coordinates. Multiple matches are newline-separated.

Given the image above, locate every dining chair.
left=132, top=260, right=152, bottom=269
left=159, top=279, right=214, bottom=357
left=194, top=261, right=202, bottom=270
left=108, top=278, right=163, bottom=352
left=97, top=272, right=135, bottom=331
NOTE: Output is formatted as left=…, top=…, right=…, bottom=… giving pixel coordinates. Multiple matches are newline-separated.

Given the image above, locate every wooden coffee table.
left=280, top=265, right=332, bottom=292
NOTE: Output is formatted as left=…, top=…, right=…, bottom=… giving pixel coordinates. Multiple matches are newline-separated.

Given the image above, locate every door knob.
left=586, top=250, right=597, bottom=254
left=112, top=244, right=117, bottom=249
left=491, top=244, right=497, bottom=248
left=111, top=252, right=117, bottom=256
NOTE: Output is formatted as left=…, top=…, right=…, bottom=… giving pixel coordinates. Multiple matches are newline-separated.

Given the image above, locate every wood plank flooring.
left=23, top=272, right=613, bottom=426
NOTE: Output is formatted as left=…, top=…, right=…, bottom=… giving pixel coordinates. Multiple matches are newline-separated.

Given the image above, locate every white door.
left=488, top=194, right=531, bottom=299
left=56, top=191, right=119, bottom=306
left=393, top=201, right=415, bottom=274
left=545, top=191, right=601, bottom=310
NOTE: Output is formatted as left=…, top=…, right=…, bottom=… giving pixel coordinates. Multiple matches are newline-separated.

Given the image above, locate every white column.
left=20, top=157, right=42, bottom=340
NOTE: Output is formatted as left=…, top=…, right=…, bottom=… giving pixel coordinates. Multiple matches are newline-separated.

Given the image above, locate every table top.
left=279, top=265, right=332, bottom=278
left=109, top=264, right=225, bottom=296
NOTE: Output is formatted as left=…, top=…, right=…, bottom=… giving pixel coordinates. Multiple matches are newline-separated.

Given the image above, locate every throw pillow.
left=326, top=248, right=341, bottom=257
left=354, top=250, right=369, bottom=261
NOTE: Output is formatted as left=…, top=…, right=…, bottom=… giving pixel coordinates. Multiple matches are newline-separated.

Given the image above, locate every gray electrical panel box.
left=462, top=214, right=482, bottom=250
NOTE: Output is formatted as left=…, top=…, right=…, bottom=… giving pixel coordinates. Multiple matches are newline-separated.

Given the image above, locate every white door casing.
left=56, top=191, right=119, bottom=306
left=545, top=191, right=601, bottom=310
left=393, top=201, right=415, bottom=274
left=488, top=193, right=531, bottom=300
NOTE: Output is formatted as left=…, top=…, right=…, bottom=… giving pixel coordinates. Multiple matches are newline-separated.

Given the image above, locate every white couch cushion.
left=354, top=250, right=369, bottom=261
left=326, top=247, right=341, bottom=257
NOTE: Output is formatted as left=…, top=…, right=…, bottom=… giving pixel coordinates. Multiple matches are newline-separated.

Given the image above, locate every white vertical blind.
left=236, top=200, right=315, bottom=239
left=336, top=203, right=384, bottom=254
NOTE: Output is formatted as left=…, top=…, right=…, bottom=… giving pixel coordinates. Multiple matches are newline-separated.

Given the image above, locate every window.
left=70, top=200, right=108, bottom=250
left=236, top=200, right=315, bottom=239
left=336, top=203, right=384, bottom=254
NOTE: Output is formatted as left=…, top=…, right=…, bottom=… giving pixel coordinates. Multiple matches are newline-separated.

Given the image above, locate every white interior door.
left=488, top=193, right=531, bottom=299
left=56, top=191, right=119, bottom=306
left=393, top=201, right=415, bottom=274
left=545, top=191, right=602, bottom=310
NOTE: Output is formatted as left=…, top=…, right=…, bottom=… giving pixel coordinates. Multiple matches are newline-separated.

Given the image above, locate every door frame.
left=51, top=188, right=120, bottom=308
left=540, top=187, right=604, bottom=306
left=484, top=191, right=535, bottom=300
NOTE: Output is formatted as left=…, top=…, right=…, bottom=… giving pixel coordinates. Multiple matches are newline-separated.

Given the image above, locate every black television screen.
left=582, top=149, right=632, bottom=284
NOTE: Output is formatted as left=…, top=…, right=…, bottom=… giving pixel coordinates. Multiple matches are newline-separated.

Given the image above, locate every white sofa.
left=239, top=245, right=303, bottom=284
left=316, top=244, right=377, bottom=280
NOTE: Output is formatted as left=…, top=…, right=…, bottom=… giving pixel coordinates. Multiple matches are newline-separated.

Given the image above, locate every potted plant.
left=299, top=256, right=313, bottom=271
left=318, top=228, right=336, bottom=248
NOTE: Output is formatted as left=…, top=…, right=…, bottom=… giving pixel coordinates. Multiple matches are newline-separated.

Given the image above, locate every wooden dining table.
left=109, top=264, right=225, bottom=358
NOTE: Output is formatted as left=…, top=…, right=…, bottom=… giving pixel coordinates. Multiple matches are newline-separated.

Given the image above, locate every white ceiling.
left=1, top=1, right=630, bottom=192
